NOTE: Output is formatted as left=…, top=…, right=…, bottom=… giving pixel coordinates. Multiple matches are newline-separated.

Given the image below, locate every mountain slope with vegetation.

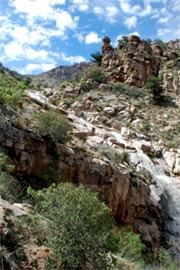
left=0, top=36, right=180, bottom=270
left=30, top=62, right=92, bottom=89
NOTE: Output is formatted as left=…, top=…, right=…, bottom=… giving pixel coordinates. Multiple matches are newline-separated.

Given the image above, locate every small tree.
left=146, top=38, right=152, bottom=46
left=153, top=39, right=167, bottom=50
left=90, top=51, right=103, bottom=67
left=35, top=111, right=72, bottom=143
left=145, top=76, right=163, bottom=104
left=83, top=66, right=108, bottom=83
left=28, top=183, right=118, bottom=270
left=117, top=36, right=128, bottom=49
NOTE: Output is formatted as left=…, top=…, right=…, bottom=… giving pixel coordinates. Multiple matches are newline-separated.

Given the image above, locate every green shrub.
left=82, top=66, right=108, bottom=83
left=28, top=183, right=119, bottom=270
left=153, top=39, right=167, bottom=50
left=117, top=36, right=128, bottom=49
left=0, top=152, right=23, bottom=202
left=118, top=227, right=145, bottom=261
left=107, top=150, right=129, bottom=164
left=35, top=111, right=72, bottom=143
left=156, top=248, right=179, bottom=270
left=24, top=76, right=32, bottom=86
left=98, top=146, right=130, bottom=165
left=0, top=87, right=24, bottom=104
left=145, top=76, right=163, bottom=104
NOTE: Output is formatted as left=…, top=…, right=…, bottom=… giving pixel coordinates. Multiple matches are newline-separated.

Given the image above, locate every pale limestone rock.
left=103, top=106, right=115, bottom=116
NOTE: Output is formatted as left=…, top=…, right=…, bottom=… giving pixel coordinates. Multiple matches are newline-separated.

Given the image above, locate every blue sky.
left=0, top=0, right=179, bottom=74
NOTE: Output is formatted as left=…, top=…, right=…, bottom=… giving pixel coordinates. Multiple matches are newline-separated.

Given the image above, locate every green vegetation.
left=98, top=146, right=130, bottom=165
left=82, top=66, right=108, bottom=83
left=145, top=76, right=163, bottom=104
left=0, top=152, right=24, bottom=202
left=118, top=227, right=146, bottom=260
left=0, top=152, right=14, bottom=200
left=153, top=39, right=167, bottom=50
left=28, top=183, right=119, bottom=270
left=117, top=36, right=128, bottom=49
left=140, top=120, right=151, bottom=134
left=34, top=110, right=72, bottom=143
left=0, top=66, right=29, bottom=105
left=0, top=86, right=25, bottom=105
left=90, top=51, right=103, bottom=66
left=114, top=227, right=180, bottom=270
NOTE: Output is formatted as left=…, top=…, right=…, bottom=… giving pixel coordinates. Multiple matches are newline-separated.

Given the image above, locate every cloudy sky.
left=0, top=0, right=179, bottom=74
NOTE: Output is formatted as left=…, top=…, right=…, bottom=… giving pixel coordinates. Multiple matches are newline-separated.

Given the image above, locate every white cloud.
left=157, top=28, right=171, bottom=37
left=157, top=17, right=169, bottom=23
left=74, top=32, right=85, bottom=43
left=105, top=6, right=119, bottom=23
left=139, top=4, right=152, bottom=17
left=93, top=6, right=103, bottom=15
left=119, top=0, right=140, bottom=15
left=172, top=0, right=180, bottom=12
left=85, top=32, right=101, bottom=44
left=11, top=0, right=53, bottom=19
left=55, top=10, right=78, bottom=31
left=3, top=41, right=55, bottom=62
left=70, top=0, right=89, bottom=11
left=11, top=0, right=66, bottom=19
left=4, top=41, right=24, bottom=60
left=60, top=52, right=86, bottom=64
left=93, top=5, right=119, bottom=23
left=124, top=16, right=137, bottom=29
left=25, top=63, right=56, bottom=72
left=10, top=0, right=78, bottom=39
left=12, top=26, right=29, bottom=44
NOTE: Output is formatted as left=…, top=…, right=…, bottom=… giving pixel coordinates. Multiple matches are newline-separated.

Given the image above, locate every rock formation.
left=168, top=39, right=180, bottom=50
left=101, top=35, right=160, bottom=87
left=102, top=36, right=114, bottom=56
left=0, top=119, right=162, bottom=253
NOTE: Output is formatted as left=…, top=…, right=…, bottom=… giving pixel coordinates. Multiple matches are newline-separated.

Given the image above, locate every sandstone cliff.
left=101, top=35, right=180, bottom=93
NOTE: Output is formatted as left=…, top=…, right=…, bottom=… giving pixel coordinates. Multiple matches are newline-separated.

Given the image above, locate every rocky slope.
left=0, top=35, right=180, bottom=269
left=30, top=35, right=180, bottom=93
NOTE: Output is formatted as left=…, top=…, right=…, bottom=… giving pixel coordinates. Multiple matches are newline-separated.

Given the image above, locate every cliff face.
left=101, top=35, right=180, bottom=92
left=101, top=35, right=160, bottom=87
left=0, top=120, right=162, bottom=253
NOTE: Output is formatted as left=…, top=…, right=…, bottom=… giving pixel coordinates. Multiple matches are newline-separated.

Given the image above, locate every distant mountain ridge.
left=30, top=62, right=93, bottom=88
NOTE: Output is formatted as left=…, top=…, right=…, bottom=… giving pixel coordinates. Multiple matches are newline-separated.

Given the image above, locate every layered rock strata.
left=0, top=120, right=162, bottom=253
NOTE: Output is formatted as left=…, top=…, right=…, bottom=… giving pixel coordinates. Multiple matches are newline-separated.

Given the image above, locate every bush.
left=145, top=76, right=163, bottom=104
left=0, top=87, right=24, bottom=104
left=98, top=146, right=130, bottom=165
left=35, top=111, right=72, bottom=143
left=0, top=152, right=24, bottom=202
left=82, top=66, right=108, bottom=83
left=118, top=227, right=145, bottom=261
left=28, top=183, right=118, bottom=270
left=156, top=248, right=179, bottom=270
left=153, top=39, right=167, bottom=50
left=117, top=36, right=128, bottom=49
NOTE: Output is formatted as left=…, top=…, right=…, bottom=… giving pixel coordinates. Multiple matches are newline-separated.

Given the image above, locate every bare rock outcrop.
left=102, top=36, right=114, bottom=56
left=168, top=39, right=180, bottom=50
left=0, top=120, right=163, bottom=253
left=101, top=35, right=160, bottom=87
